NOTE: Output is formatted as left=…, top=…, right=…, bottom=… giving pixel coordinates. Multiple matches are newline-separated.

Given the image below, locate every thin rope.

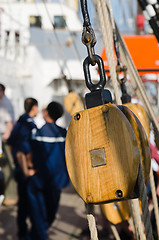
left=93, top=2, right=155, bottom=240
left=149, top=167, right=159, bottom=238
left=128, top=199, right=145, bottom=240
left=104, top=2, right=155, bottom=240
left=110, top=224, right=121, bottom=240
left=105, top=5, right=145, bottom=238
left=86, top=204, right=99, bottom=240
left=93, top=0, right=121, bottom=104
left=127, top=217, right=136, bottom=238
left=92, top=2, right=143, bottom=239
left=116, top=25, right=159, bottom=133
left=138, top=159, right=154, bottom=240
left=107, top=0, right=115, bottom=30
left=115, top=23, right=159, bottom=239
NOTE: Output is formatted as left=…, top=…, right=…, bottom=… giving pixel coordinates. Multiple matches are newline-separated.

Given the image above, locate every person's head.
left=43, top=101, right=64, bottom=123
left=24, top=97, right=38, bottom=117
left=0, top=83, right=5, bottom=100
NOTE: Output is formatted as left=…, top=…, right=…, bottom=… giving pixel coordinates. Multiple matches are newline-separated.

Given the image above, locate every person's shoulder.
left=41, top=123, right=66, bottom=136
left=18, top=113, right=30, bottom=124
left=55, top=124, right=67, bottom=135
left=56, top=124, right=66, bottom=132
left=19, top=113, right=37, bottom=129
left=18, top=113, right=27, bottom=121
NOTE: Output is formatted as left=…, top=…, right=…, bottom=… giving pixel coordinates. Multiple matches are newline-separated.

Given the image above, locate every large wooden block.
left=119, top=105, right=151, bottom=184
left=65, top=103, right=140, bottom=204
left=124, top=102, right=150, bottom=139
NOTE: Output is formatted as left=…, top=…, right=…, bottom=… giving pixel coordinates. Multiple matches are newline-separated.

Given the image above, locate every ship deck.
left=0, top=183, right=117, bottom=240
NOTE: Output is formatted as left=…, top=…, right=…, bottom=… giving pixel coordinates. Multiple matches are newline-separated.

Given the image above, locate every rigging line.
left=33, top=1, right=64, bottom=74
left=115, top=22, right=159, bottom=132
left=93, top=0, right=121, bottom=104
left=107, top=0, right=121, bottom=67
left=58, top=0, right=82, bottom=64
left=41, top=0, right=72, bottom=80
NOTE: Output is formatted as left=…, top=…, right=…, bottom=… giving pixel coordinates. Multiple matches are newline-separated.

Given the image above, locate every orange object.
left=101, top=34, right=159, bottom=76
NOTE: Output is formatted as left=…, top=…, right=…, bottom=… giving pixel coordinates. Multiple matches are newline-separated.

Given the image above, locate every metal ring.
left=83, top=55, right=106, bottom=91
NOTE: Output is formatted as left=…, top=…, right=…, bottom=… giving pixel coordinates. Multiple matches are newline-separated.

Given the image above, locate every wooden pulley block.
left=124, top=102, right=150, bottom=139
left=101, top=200, right=130, bottom=225
left=65, top=103, right=140, bottom=204
left=64, top=92, right=84, bottom=116
left=118, top=105, right=151, bottom=184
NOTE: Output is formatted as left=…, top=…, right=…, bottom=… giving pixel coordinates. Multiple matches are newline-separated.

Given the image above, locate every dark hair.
left=0, top=84, right=5, bottom=92
left=24, top=97, right=38, bottom=113
left=47, top=101, right=64, bottom=121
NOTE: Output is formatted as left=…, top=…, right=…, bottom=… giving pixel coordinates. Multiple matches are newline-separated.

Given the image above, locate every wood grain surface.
left=124, top=103, right=150, bottom=139
left=118, top=105, right=151, bottom=184
left=101, top=200, right=130, bottom=224
left=65, top=103, right=140, bottom=204
left=64, top=92, right=84, bottom=116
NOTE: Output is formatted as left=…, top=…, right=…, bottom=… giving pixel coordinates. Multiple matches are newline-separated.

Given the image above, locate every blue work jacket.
left=31, top=122, right=70, bottom=190
left=7, top=113, right=36, bottom=165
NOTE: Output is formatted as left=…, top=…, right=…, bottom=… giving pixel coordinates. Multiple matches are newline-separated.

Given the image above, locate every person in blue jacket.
left=7, top=97, right=38, bottom=240
left=27, top=101, right=70, bottom=240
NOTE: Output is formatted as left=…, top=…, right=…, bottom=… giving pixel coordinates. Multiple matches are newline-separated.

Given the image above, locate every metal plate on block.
left=90, top=148, right=106, bottom=167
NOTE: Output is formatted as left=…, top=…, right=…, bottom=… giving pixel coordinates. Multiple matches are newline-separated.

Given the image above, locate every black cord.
left=80, top=0, right=91, bottom=27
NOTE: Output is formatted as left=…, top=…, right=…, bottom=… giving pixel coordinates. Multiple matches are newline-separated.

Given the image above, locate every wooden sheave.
left=101, top=200, right=130, bottom=225
left=124, top=102, right=150, bottom=140
left=119, top=105, right=151, bottom=184
left=100, top=104, right=151, bottom=224
left=64, top=92, right=84, bottom=116
left=65, top=103, right=140, bottom=204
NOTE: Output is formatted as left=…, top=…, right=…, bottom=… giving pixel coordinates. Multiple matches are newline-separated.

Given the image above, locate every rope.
left=107, top=0, right=121, bottom=67
left=79, top=2, right=101, bottom=239
left=86, top=204, right=99, bottom=240
left=110, top=224, right=121, bottom=240
left=128, top=199, right=145, bottom=240
left=105, top=3, right=156, bottom=239
left=93, top=0, right=122, bottom=104
left=115, top=23, right=159, bottom=239
left=149, top=167, right=159, bottom=238
left=115, top=25, right=159, bottom=134
left=127, top=217, right=135, bottom=238
left=101, top=8, right=144, bottom=238
left=93, top=1, right=155, bottom=239
left=138, top=159, right=154, bottom=240
left=93, top=1, right=143, bottom=239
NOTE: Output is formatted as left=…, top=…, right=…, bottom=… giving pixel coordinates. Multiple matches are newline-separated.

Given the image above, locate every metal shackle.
left=83, top=55, right=106, bottom=92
